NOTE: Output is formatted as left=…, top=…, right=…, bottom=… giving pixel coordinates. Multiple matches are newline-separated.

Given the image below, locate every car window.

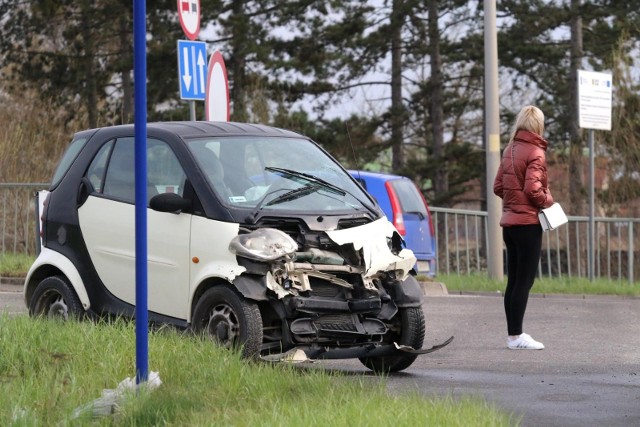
left=187, top=136, right=372, bottom=212
left=51, top=137, right=88, bottom=188
left=86, top=140, right=113, bottom=193
left=148, top=142, right=187, bottom=196
left=100, top=137, right=186, bottom=204
left=390, top=179, right=427, bottom=215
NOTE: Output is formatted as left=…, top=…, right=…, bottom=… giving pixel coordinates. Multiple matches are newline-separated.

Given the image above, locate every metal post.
left=133, top=0, right=149, bottom=384
left=588, top=129, right=595, bottom=281
left=484, top=0, right=503, bottom=280
left=628, top=222, right=634, bottom=284
left=189, top=100, right=196, bottom=121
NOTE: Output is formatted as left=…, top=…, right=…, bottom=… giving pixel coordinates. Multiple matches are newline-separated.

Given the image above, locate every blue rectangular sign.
left=177, top=40, right=207, bottom=100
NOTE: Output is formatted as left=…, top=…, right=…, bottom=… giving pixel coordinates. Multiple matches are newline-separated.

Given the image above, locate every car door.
left=78, top=137, right=192, bottom=320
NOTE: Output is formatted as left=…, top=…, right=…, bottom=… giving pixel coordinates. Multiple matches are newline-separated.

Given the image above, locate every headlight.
left=229, top=228, right=298, bottom=261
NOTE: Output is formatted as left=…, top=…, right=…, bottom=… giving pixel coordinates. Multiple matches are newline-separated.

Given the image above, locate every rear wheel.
left=359, top=307, right=425, bottom=373
left=29, top=276, right=84, bottom=320
left=192, top=286, right=263, bottom=359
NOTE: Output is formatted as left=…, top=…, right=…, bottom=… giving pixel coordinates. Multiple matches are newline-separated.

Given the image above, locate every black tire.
left=29, top=276, right=84, bottom=320
left=359, top=307, right=425, bottom=374
left=192, top=286, right=263, bottom=359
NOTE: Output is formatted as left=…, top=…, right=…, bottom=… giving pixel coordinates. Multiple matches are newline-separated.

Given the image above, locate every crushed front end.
left=229, top=217, right=438, bottom=364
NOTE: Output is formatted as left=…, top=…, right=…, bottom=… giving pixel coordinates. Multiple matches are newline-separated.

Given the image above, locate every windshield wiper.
left=264, top=184, right=322, bottom=207
left=264, top=167, right=346, bottom=196
left=244, top=184, right=325, bottom=224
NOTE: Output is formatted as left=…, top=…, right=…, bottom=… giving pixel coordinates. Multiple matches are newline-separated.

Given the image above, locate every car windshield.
left=187, top=136, right=374, bottom=214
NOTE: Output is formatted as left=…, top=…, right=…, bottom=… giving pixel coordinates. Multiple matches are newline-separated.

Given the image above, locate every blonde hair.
left=509, top=105, right=545, bottom=143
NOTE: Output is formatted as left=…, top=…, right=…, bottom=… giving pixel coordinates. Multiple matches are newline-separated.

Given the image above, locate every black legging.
left=503, top=225, right=542, bottom=336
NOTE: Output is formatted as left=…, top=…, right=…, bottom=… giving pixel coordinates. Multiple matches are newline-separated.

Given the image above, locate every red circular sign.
left=205, top=51, right=230, bottom=122
left=177, top=0, right=201, bottom=40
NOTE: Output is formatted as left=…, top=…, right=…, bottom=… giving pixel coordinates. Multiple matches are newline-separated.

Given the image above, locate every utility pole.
left=484, top=0, right=503, bottom=280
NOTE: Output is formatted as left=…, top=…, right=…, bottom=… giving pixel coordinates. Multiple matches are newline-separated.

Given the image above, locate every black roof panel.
left=82, top=121, right=305, bottom=140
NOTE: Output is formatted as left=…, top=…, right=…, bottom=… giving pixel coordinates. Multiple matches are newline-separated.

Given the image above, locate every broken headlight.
left=229, top=228, right=298, bottom=261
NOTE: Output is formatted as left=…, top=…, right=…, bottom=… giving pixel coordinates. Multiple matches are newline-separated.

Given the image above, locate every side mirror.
left=77, top=177, right=92, bottom=207
left=149, top=193, right=191, bottom=213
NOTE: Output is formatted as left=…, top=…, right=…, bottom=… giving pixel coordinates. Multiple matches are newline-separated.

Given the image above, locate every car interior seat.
left=191, top=147, right=233, bottom=201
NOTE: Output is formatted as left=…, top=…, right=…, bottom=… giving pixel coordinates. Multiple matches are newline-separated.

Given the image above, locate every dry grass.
left=0, top=92, right=71, bottom=183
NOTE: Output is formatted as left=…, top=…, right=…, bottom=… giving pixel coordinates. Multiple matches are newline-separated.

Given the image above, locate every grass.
left=0, top=253, right=34, bottom=277
left=436, top=273, right=640, bottom=296
left=0, top=315, right=515, bottom=426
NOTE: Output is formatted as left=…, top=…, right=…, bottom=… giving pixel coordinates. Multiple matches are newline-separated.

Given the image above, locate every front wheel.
left=29, top=276, right=84, bottom=320
left=191, top=286, right=263, bottom=359
left=359, top=307, right=425, bottom=374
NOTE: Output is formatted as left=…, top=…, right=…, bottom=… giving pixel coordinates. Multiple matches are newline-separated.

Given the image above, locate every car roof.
left=79, top=121, right=306, bottom=140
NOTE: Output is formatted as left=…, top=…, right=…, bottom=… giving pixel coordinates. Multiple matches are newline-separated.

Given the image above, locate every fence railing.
left=0, top=183, right=48, bottom=256
left=2, top=184, right=640, bottom=283
left=431, top=206, right=640, bottom=283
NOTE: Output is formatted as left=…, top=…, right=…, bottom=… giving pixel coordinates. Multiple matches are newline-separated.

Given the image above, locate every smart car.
left=349, top=170, right=437, bottom=276
left=25, top=122, right=450, bottom=373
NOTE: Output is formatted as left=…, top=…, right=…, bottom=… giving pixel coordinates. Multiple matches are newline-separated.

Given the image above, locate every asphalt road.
left=2, top=282, right=639, bottom=426
left=319, top=293, right=640, bottom=427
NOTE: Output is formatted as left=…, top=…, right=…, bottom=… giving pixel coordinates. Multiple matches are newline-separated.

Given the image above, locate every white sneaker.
left=507, top=333, right=544, bottom=350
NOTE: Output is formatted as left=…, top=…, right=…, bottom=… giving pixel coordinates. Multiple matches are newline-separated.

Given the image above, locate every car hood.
left=325, top=218, right=416, bottom=279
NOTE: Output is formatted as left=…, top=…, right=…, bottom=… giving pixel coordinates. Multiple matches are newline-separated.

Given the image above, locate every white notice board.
left=578, top=70, right=613, bottom=131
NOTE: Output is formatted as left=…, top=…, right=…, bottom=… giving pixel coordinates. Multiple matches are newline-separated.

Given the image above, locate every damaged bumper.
left=261, top=336, right=454, bottom=363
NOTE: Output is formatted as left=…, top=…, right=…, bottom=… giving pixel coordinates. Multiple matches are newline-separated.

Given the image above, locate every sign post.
left=177, top=0, right=201, bottom=120
left=133, top=0, right=149, bottom=384
left=577, top=70, right=613, bottom=281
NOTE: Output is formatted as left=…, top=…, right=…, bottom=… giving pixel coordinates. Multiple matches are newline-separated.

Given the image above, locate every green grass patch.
left=437, top=273, right=640, bottom=296
left=0, top=315, right=515, bottom=426
left=0, top=253, right=34, bottom=277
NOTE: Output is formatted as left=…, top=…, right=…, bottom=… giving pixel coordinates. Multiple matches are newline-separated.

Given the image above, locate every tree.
left=498, top=0, right=640, bottom=215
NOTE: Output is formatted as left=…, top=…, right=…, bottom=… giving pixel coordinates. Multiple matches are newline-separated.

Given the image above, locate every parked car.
left=25, top=122, right=450, bottom=373
left=348, top=170, right=436, bottom=276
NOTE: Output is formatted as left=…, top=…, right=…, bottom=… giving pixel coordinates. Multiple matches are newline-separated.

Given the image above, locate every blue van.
left=349, top=170, right=436, bottom=276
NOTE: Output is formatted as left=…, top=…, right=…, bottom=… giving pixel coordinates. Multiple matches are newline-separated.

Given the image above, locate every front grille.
left=308, top=281, right=342, bottom=298
left=337, top=217, right=371, bottom=229
left=315, top=314, right=357, bottom=333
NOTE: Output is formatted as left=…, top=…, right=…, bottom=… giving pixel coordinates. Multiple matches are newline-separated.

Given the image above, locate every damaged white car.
left=25, top=121, right=451, bottom=373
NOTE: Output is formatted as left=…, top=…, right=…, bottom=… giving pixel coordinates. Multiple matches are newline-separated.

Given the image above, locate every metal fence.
left=0, top=183, right=48, bottom=256
left=431, top=206, right=640, bottom=283
left=2, top=183, right=640, bottom=283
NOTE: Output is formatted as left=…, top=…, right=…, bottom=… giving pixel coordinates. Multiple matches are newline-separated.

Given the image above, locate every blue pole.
left=133, top=0, right=149, bottom=384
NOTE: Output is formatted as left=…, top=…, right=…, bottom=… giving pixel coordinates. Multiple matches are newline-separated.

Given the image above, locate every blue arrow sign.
left=177, top=40, right=207, bottom=100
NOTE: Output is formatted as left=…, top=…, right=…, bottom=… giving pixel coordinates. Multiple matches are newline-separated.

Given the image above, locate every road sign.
left=177, top=40, right=207, bottom=100
left=177, top=0, right=200, bottom=40
left=205, top=50, right=230, bottom=121
left=578, top=70, right=613, bottom=131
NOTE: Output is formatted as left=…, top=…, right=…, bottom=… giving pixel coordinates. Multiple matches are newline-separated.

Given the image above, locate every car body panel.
left=79, top=195, right=192, bottom=319
left=349, top=170, right=436, bottom=276
left=325, top=217, right=416, bottom=278
left=24, top=247, right=91, bottom=310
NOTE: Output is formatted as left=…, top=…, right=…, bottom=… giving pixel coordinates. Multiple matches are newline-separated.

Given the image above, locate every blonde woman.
left=493, top=105, right=554, bottom=350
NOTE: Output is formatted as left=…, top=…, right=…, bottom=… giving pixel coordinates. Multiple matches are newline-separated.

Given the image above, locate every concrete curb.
left=0, top=277, right=24, bottom=292
left=419, top=281, right=449, bottom=297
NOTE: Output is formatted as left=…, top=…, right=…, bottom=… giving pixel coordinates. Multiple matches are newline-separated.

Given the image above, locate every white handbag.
left=538, top=203, right=568, bottom=231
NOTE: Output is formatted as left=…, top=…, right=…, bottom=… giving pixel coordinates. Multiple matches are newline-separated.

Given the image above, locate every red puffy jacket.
left=493, top=130, right=554, bottom=227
